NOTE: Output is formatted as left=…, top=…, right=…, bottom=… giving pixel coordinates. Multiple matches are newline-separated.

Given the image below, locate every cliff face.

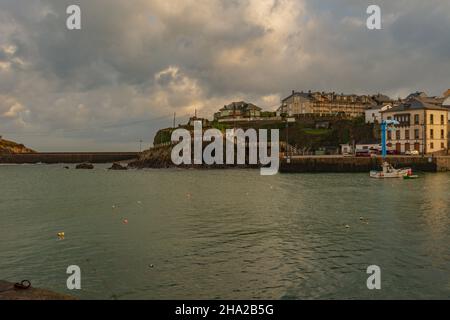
left=0, top=138, right=35, bottom=154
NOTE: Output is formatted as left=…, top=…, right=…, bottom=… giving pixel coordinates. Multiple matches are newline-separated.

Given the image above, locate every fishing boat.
left=370, top=162, right=412, bottom=179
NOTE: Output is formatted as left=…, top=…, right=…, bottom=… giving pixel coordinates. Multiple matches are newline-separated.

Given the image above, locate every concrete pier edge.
left=280, top=156, right=450, bottom=173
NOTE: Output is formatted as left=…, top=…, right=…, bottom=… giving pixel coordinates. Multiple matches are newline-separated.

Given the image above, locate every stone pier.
left=280, top=156, right=450, bottom=173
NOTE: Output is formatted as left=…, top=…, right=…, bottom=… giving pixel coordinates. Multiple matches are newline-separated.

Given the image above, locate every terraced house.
left=381, top=98, right=448, bottom=155
left=277, top=90, right=375, bottom=118
left=214, top=101, right=262, bottom=121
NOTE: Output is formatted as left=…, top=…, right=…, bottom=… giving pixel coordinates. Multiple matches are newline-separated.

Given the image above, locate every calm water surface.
left=1, top=165, right=450, bottom=299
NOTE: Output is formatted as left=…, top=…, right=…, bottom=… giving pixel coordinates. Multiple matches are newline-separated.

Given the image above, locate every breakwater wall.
left=280, top=156, right=450, bottom=173
left=0, top=152, right=139, bottom=164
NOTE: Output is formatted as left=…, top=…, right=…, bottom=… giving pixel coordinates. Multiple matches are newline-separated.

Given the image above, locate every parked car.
left=387, top=150, right=397, bottom=155
left=355, top=149, right=371, bottom=157
left=405, top=150, right=420, bottom=155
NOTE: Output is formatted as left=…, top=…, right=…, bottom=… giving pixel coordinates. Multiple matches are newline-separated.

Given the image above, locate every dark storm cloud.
left=0, top=0, right=449, bottom=150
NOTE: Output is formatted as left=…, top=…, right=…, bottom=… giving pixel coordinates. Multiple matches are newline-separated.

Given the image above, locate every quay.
left=0, top=152, right=139, bottom=164
left=280, top=155, right=450, bottom=173
left=0, top=280, right=75, bottom=300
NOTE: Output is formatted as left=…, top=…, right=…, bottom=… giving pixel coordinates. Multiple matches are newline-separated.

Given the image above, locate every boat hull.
left=370, top=168, right=411, bottom=179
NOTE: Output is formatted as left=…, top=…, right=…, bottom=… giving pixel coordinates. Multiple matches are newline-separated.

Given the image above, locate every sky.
left=0, top=0, right=449, bottom=151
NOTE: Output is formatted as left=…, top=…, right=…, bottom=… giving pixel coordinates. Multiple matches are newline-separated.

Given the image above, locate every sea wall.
left=436, top=156, right=450, bottom=172
left=280, top=156, right=442, bottom=173
left=0, top=152, right=139, bottom=164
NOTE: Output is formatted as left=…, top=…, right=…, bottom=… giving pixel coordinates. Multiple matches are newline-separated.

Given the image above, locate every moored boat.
left=370, top=161, right=411, bottom=179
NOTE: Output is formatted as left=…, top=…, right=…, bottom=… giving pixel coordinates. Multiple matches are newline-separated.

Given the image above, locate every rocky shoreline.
left=127, top=145, right=260, bottom=169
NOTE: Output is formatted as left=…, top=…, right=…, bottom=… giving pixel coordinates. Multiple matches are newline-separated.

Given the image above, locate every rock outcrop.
left=128, top=145, right=173, bottom=168
left=128, top=145, right=259, bottom=169
left=75, top=163, right=94, bottom=169
left=108, top=162, right=127, bottom=170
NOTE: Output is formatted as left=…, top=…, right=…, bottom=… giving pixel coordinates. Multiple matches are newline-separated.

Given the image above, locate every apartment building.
left=278, top=90, right=375, bottom=118
left=381, top=98, right=448, bottom=154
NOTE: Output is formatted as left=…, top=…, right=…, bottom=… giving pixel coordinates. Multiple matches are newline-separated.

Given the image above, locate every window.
left=430, top=129, right=434, bottom=139
left=430, top=142, right=434, bottom=150
left=405, top=130, right=410, bottom=140
left=387, top=131, right=392, bottom=140
left=415, top=129, right=420, bottom=139
left=414, top=114, right=419, bottom=124
left=441, top=115, right=445, bottom=125
left=396, top=130, right=401, bottom=140
left=442, top=130, right=445, bottom=139
left=430, top=114, right=434, bottom=124
left=442, top=142, right=445, bottom=149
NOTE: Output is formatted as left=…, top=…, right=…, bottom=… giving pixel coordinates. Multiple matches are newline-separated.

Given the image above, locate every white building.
left=365, top=104, right=393, bottom=123
left=443, top=97, right=450, bottom=120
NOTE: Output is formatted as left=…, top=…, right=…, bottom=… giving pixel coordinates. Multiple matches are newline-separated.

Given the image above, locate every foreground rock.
left=75, top=163, right=94, bottom=169
left=0, top=280, right=76, bottom=300
left=108, top=162, right=128, bottom=170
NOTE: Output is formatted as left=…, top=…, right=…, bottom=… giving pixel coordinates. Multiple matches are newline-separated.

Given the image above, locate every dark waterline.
left=1, top=164, right=449, bottom=299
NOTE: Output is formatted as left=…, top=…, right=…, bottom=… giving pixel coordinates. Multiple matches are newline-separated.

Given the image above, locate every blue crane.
left=380, top=119, right=400, bottom=158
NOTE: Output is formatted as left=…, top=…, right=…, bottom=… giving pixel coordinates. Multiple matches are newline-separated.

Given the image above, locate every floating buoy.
left=122, top=219, right=128, bottom=224
left=359, top=217, right=369, bottom=224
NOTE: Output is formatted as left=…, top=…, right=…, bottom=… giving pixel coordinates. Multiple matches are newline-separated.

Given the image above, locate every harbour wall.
left=280, top=156, right=450, bottom=173
left=0, top=152, right=139, bottom=164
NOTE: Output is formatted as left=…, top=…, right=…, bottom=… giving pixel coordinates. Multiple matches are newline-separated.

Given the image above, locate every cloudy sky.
left=0, top=0, right=449, bottom=151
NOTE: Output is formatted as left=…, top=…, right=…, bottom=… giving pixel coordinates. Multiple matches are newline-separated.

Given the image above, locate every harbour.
left=1, top=164, right=450, bottom=299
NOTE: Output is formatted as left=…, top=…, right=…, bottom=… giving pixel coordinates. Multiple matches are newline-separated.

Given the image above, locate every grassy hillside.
left=152, top=116, right=378, bottom=152
left=0, top=138, right=35, bottom=154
